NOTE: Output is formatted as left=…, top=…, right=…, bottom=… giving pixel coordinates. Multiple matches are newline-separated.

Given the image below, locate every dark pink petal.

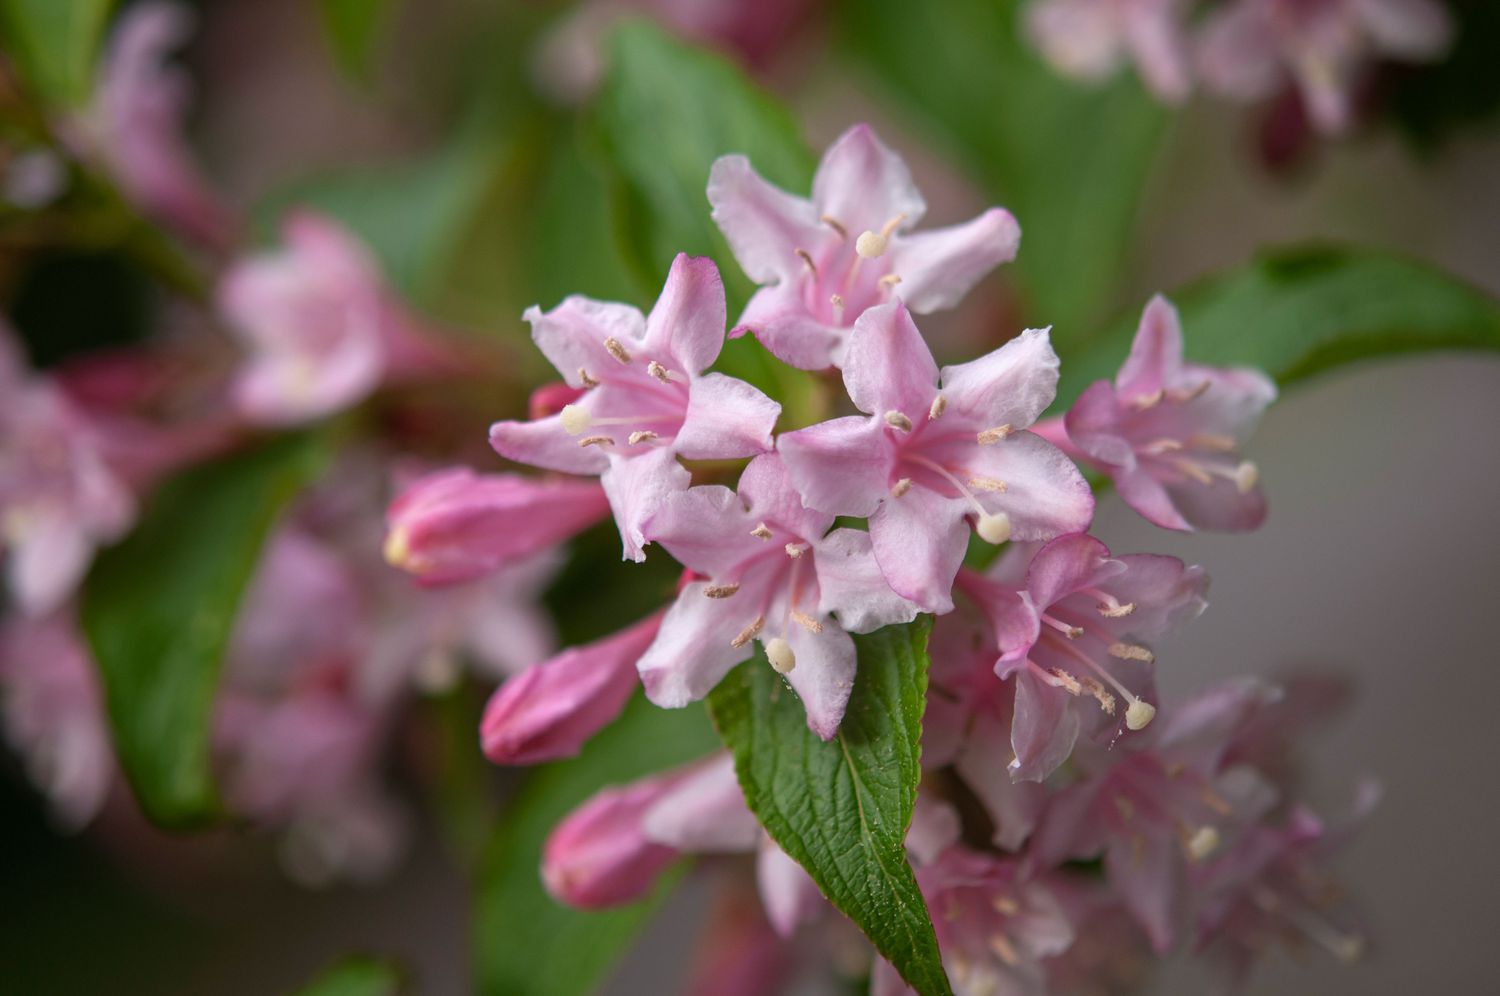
left=888, top=208, right=1020, bottom=313
left=525, top=296, right=646, bottom=388
left=1115, top=294, right=1185, bottom=399
left=637, top=582, right=758, bottom=708
left=676, top=372, right=780, bottom=460
left=867, top=486, right=968, bottom=614
left=489, top=413, right=610, bottom=476
left=643, top=254, right=727, bottom=375
left=811, top=124, right=926, bottom=236
left=707, top=155, right=822, bottom=285
left=1113, top=465, right=1193, bottom=531
left=542, top=776, right=682, bottom=908
left=1024, top=533, right=1119, bottom=613
left=599, top=447, right=691, bottom=562
left=842, top=300, right=938, bottom=418
left=480, top=612, right=661, bottom=765
left=776, top=415, right=892, bottom=518
left=938, top=327, right=1059, bottom=430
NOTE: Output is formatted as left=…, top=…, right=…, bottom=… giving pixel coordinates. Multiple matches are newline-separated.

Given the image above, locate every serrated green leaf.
left=294, top=956, right=404, bottom=996
left=708, top=619, right=951, bottom=996
left=838, top=0, right=1165, bottom=350
left=476, top=693, right=719, bottom=996
left=81, top=434, right=327, bottom=827
left=317, top=0, right=390, bottom=82
left=1056, top=245, right=1500, bottom=408
left=0, top=0, right=113, bottom=107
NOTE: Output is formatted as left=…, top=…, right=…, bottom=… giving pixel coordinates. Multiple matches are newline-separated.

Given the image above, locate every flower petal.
left=646, top=483, right=754, bottom=579
left=489, top=413, right=610, bottom=476
left=599, top=447, right=691, bottom=562
left=675, top=372, right=780, bottom=461
left=938, top=326, right=1059, bottom=429
left=888, top=208, right=1020, bottom=313
left=955, top=712, right=1046, bottom=851
left=964, top=431, right=1096, bottom=541
left=643, top=254, right=727, bottom=374
left=757, top=836, right=823, bottom=937
left=777, top=415, right=892, bottom=518
left=812, top=124, right=926, bottom=235
left=708, top=154, right=822, bottom=285
left=1024, top=533, right=1119, bottom=612
left=524, top=296, right=646, bottom=388
left=779, top=618, right=856, bottom=740
left=813, top=528, right=920, bottom=634
left=735, top=286, right=846, bottom=372
left=1009, top=667, right=1082, bottom=782
left=736, top=453, right=832, bottom=541
left=1116, top=295, right=1185, bottom=398
left=867, top=486, right=968, bottom=614
left=642, top=753, right=760, bottom=853
left=637, top=582, right=757, bottom=708
left=842, top=300, right=939, bottom=418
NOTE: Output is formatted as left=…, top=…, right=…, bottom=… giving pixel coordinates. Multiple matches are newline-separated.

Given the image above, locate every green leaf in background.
left=839, top=0, right=1166, bottom=350
left=592, top=20, right=828, bottom=430
left=476, top=693, right=719, bottom=996
left=81, top=434, right=327, bottom=827
left=0, top=0, right=113, bottom=107
left=1056, top=246, right=1500, bottom=408
left=294, top=956, right=404, bottom=996
left=317, top=0, right=391, bottom=82
left=708, top=619, right=951, bottom=996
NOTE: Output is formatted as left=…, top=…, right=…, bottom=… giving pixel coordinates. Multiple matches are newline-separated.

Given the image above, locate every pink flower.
left=76, top=2, right=234, bottom=248
left=1025, top=0, right=1193, bottom=103
left=490, top=254, right=780, bottom=561
left=1195, top=0, right=1452, bottom=133
left=219, top=213, right=397, bottom=427
left=1, top=332, right=135, bottom=617
left=708, top=123, right=1020, bottom=370
left=962, top=533, right=1207, bottom=781
left=0, top=612, right=115, bottom=828
left=778, top=301, right=1093, bottom=613
left=383, top=467, right=610, bottom=586
left=481, top=611, right=664, bottom=766
left=636, top=453, right=920, bottom=739
left=1044, top=295, right=1276, bottom=533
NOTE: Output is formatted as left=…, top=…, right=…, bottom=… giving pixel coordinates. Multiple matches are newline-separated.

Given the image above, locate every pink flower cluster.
left=1025, top=0, right=1453, bottom=133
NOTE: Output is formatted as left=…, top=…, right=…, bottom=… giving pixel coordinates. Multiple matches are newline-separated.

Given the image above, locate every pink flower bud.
left=481, top=612, right=662, bottom=765
left=542, top=774, right=684, bottom=908
left=383, top=467, right=609, bottom=586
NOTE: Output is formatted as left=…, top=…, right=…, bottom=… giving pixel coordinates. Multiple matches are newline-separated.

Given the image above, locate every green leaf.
left=1056, top=246, right=1500, bottom=408
left=838, top=0, right=1165, bottom=349
left=0, top=0, right=113, bottom=107
left=294, top=956, right=404, bottom=996
left=708, top=619, right=951, bottom=996
left=317, top=0, right=390, bottom=82
left=476, top=693, right=719, bottom=996
left=81, top=434, right=327, bottom=827
left=591, top=20, right=828, bottom=429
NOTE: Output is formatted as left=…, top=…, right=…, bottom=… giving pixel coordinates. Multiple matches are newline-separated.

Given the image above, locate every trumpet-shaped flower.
left=709, top=124, right=1020, bottom=370
left=1045, top=295, right=1276, bottom=533
left=383, top=467, right=610, bottom=585
left=490, top=254, right=780, bottom=561
left=1026, top=0, right=1193, bottom=103
left=778, top=301, right=1092, bottom=613
left=636, top=454, right=920, bottom=739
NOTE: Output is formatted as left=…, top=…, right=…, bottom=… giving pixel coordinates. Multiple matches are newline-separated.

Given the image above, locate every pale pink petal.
left=642, top=753, right=760, bottom=853
left=646, top=484, right=755, bottom=578
left=1107, top=554, right=1209, bottom=640
left=1027, top=0, right=1126, bottom=82
left=938, top=327, right=1059, bottom=430
left=1062, top=379, right=1137, bottom=469
left=1195, top=1, right=1282, bottom=102
left=779, top=618, right=856, bottom=740
left=867, top=486, right=968, bottom=614
left=1122, top=1, right=1192, bottom=103
left=708, top=155, right=822, bottom=284
left=813, top=528, right=920, bottom=634
left=637, top=582, right=757, bottom=708
left=524, top=296, right=647, bottom=388
left=1115, top=295, right=1185, bottom=398
left=1106, top=830, right=1183, bottom=953
left=643, top=254, right=727, bottom=374
left=1112, top=465, right=1193, bottom=531
left=842, top=301, right=938, bottom=418
left=756, top=837, right=823, bottom=937
left=1010, top=668, right=1082, bottom=782
left=736, top=452, right=833, bottom=541
left=887, top=208, right=1020, bottom=313
left=1163, top=472, right=1268, bottom=532
left=1356, top=0, right=1452, bottom=58
left=812, top=124, right=927, bottom=235
left=8, top=515, right=94, bottom=618
left=907, top=797, right=962, bottom=864
left=1024, top=533, right=1119, bottom=612
left=963, top=431, right=1096, bottom=541
left=735, top=286, right=845, bottom=372
left=955, top=714, right=1046, bottom=851
left=489, top=413, right=610, bottom=476
left=675, top=372, right=780, bottom=460
left=599, top=447, right=691, bottom=562
left=776, top=415, right=893, bottom=518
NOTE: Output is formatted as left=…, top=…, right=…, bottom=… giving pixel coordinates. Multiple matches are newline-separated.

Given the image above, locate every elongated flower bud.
left=542, top=774, right=683, bottom=908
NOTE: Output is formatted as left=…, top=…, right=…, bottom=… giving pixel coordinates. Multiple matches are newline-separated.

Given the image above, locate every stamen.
left=646, top=360, right=672, bottom=383
left=1174, top=459, right=1215, bottom=486
left=766, top=637, right=796, bottom=674
left=1042, top=613, right=1083, bottom=639
left=1169, top=380, right=1210, bottom=404
left=890, top=477, right=913, bottom=498
left=627, top=430, right=658, bottom=445
left=976, top=512, right=1011, bottom=544
left=795, top=248, right=817, bottom=274
left=1233, top=461, right=1259, bottom=494
left=884, top=410, right=913, bottom=432
left=560, top=404, right=591, bottom=435
left=968, top=476, right=1007, bottom=493
left=791, top=611, right=822, bottom=634
left=1253, top=888, right=1364, bottom=963
left=991, top=895, right=1020, bottom=916
left=784, top=543, right=806, bottom=559
left=878, top=273, right=902, bottom=290
left=1081, top=676, right=1117, bottom=715
left=1048, top=634, right=1155, bottom=728
left=731, top=616, right=764, bottom=648
left=1142, top=438, right=1184, bottom=455
left=820, top=215, right=847, bottom=239
left=1132, top=388, right=1166, bottom=410
left=988, top=934, right=1020, bottom=967
left=578, top=367, right=599, bottom=388
left=830, top=294, right=845, bottom=324
left=578, top=435, right=614, bottom=448
left=1089, top=590, right=1136, bottom=617
left=977, top=424, right=1014, bottom=444
left=703, top=583, right=740, bottom=599
left=382, top=527, right=410, bottom=568
left=1045, top=667, right=1082, bottom=695
left=1125, top=698, right=1156, bottom=730
left=1186, top=825, right=1220, bottom=861
left=751, top=522, right=773, bottom=540
left=1115, top=796, right=1137, bottom=821
left=928, top=394, right=947, bottom=420
left=603, top=337, right=632, bottom=364
left=855, top=230, right=888, bottom=259
left=1191, top=433, right=1237, bottom=452
left=1109, top=642, right=1155, bottom=664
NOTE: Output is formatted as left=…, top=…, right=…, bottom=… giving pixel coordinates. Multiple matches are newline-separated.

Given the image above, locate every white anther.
left=884, top=410, right=913, bottom=432
left=1187, top=825, right=1220, bottom=861
left=766, top=637, right=796, bottom=674
left=855, top=230, right=888, bottom=259
left=751, top=522, right=773, bottom=540
left=1125, top=698, right=1157, bottom=730
left=1098, top=600, right=1136, bottom=618
left=603, top=337, right=632, bottom=364
left=879, top=273, right=902, bottom=289
left=1234, top=461, right=1259, bottom=494
left=976, top=511, right=1012, bottom=544
left=784, top=543, right=806, bottom=559
left=560, top=404, right=591, bottom=435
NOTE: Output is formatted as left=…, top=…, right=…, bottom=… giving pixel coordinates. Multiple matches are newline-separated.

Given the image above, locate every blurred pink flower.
left=778, top=302, right=1092, bottom=613
left=542, top=767, right=688, bottom=908
left=384, top=467, right=610, bottom=586
left=709, top=124, right=1020, bottom=370
left=1039, top=294, right=1276, bottom=532
left=75, top=2, right=235, bottom=248
left=1025, top=0, right=1193, bottom=103
left=637, top=454, right=919, bottom=739
left=1195, top=0, right=1452, bottom=133
left=1, top=331, right=135, bottom=617
left=490, top=253, right=780, bottom=561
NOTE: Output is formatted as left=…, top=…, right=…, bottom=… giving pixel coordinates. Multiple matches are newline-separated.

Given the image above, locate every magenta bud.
left=541, top=774, right=683, bottom=908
